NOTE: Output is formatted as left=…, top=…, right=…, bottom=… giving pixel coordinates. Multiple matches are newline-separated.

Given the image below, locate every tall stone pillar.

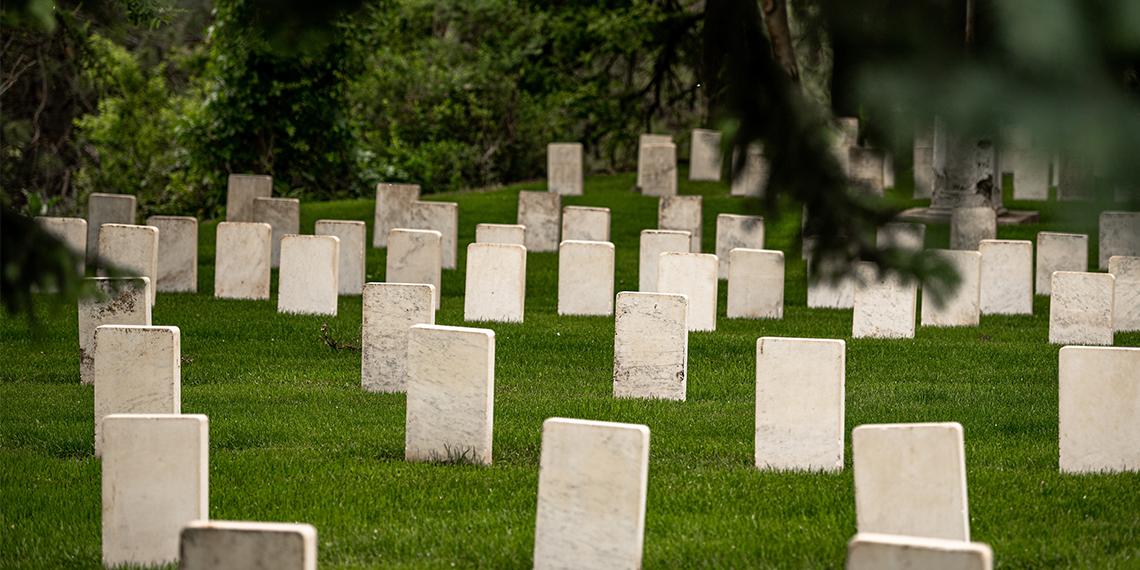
left=930, top=119, right=1003, bottom=214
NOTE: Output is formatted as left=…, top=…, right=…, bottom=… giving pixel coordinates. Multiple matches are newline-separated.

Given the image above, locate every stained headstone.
left=715, top=214, right=764, bottom=279
left=1058, top=346, right=1140, bottom=473
left=1049, top=272, right=1114, bottom=345
left=278, top=235, right=339, bottom=316
left=689, top=129, right=722, bottom=182
left=848, top=147, right=886, bottom=195
left=386, top=229, right=442, bottom=308
left=373, top=183, right=420, bottom=248
left=640, top=143, right=678, bottom=197
left=410, top=201, right=459, bottom=270
left=561, top=206, right=610, bottom=242
left=979, top=239, right=1033, bottom=315
left=547, top=142, right=584, bottom=196
left=99, top=223, right=159, bottom=306
left=518, top=191, right=562, bottom=252
left=876, top=222, right=926, bottom=254
left=94, top=325, right=180, bottom=456
left=225, top=174, right=272, bottom=223
left=913, top=126, right=934, bottom=199
left=36, top=216, right=87, bottom=275
left=658, top=195, right=702, bottom=253
left=920, top=250, right=981, bottom=327
left=558, top=240, right=615, bottom=316
left=729, top=144, right=767, bottom=197
left=146, top=216, right=198, bottom=293
left=1098, top=211, right=1140, bottom=270
left=949, top=207, right=996, bottom=251
left=727, top=249, right=784, bottom=319
left=755, top=337, right=844, bottom=470
left=846, top=533, right=993, bottom=570
left=476, top=223, right=525, bottom=245
left=1109, top=256, right=1140, bottom=332
left=180, top=520, right=318, bottom=570
left=636, top=134, right=672, bottom=189
left=464, top=243, right=527, bottom=322
left=315, top=220, right=366, bottom=295
left=1057, top=153, right=1094, bottom=201
left=639, top=230, right=690, bottom=293
left=657, top=252, right=718, bottom=332
left=214, top=223, right=272, bottom=300
left=251, top=197, right=299, bottom=268
left=86, top=192, right=136, bottom=261
left=852, top=263, right=917, bottom=339
left=1036, top=232, right=1088, bottom=296
left=79, top=277, right=151, bottom=385
left=613, top=292, right=688, bottom=401
left=362, top=283, right=435, bottom=393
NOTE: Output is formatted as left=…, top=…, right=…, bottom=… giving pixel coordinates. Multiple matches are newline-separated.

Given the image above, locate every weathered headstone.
left=913, top=126, right=934, bottom=199
left=406, top=324, right=495, bottom=465
left=99, top=223, right=159, bottom=306
left=362, top=283, right=435, bottom=393
left=727, top=249, right=784, bottom=319
left=807, top=256, right=855, bottom=309
left=715, top=214, right=764, bottom=279
left=278, top=235, right=339, bottom=316
left=86, top=192, right=136, bottom=262
left=1057, top=153, right=1094, bottom=201
left=180, top=520, right=318, bottom=570
left=689, top=129, right=722, bottom=182
left=558, top=240, right=615, bottom=316
left=547, top=142, right=584, bottom=196
left=373, top=183, right=420, bottom=248
left=251, top=197, right=300, bottom=268
left=852, top=263, right=917, bottom=339
left=949, top=207, right=996, bottom=251
left=920, top=250, right=981, bottom=327
left=386, top=229, right=442, bottom=308
left=465, top=243, right=527, bottom=322
left=315, top=220, right=366, bottom=295
left=846, top=533, right=993, bottom=570
left=533, top=418, right=650, bottom=570
left=848, top=147, right=886, bottom=195
left=729, top=144, right=767, bottom=197
left=876, top=222, right=926, bottom=254
left=979, top=239, right=1033, bottom=315
left=1058, top=346, right=1140, bottom=473
left=658, top=252, right=718, bottom=332
left=94, top=325, right=180, bottom=456
left=518, top=191, right=562, bottom=252
left=640, top=143, right=678, bottom=197
left=561, top=206, right=610, bottom=242
left=1036, top=232, right=1089, bottom=295
left=146, top=216, right=198, bottom=293
left=755, top=337, right=844, bottom=471
left=639, top=230, right=690, bottom=293
left=36, top=216, right=87, bottom=275
left=79, top=277, right=151, bottom=385
left=225, top=174, right=272, bottom=223
left=410, top=201, right=459, bottom=270
left=883, top=152, right=895, bottom=189
left=1099, top=211, right=1140, bottom=270
left=1011, top=148, right=1050, bottom=201
left=658, top=195, right=702, bottom=253
left=1109, top=256, right=1140, bottom=332
left=613, top=292, right=688, bottom=401
left=636, top=134, right=672, bottom=189
left=214, top=223, right=272, bottom=300
left=1049, top=271, right=1114, bottom=345
left=475, top=223, right=525, bottom=245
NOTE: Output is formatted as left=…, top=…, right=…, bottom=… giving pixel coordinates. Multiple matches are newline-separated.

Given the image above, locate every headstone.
left=558, top=241, right=615, bottom=316
left=613, top=292, right=688, bottom=401
left=913, top=126, right=934, bottom=199
left=852, top=422, right=970, bottom=541
left=36, top=216, right=86, bottom=275
left=979, top=239, right=1033, bottom=315
left=101, top=414, right=208, bottom=568
left=715, top=214, right=764, bottom=279
left=852, top=263, right=917, bottom=339
left=214, top=222, right=272, bottom=300
left=920, top=250, right=981, bottom=327
left=727, top=249, right=784, bottom=319
left=1057, top=153, right=1094, bottom=201
left=373, top=183, right=420, bottom=248
left=836, top=117, right=859, bottom=144
left=689, top=129, right=722, bottom=182
left=999, top=124, right=1029, bottom=174
left=547, top=142, right=584, bottom=195
left=362, top=283, right=435, bottom=393
left=86, top=192, right=136, bottom=262
left=1098, top=211, right=1140, bottom=270
left=561, top=206, right=610, bottom=242
left=636, top=134, right=672, bottom=189
left=277, top=235, right=339, bottom=316
left=1109, top=256, right=1140, bottom=332
left=94, top=325, right=180, bottom=456
left=475, top=223, right=525, bottom=245
left=876, top=222, right=926, bottom=254
left=1036, top=232, right=1089, bottom=295
left=657, top=252, right=718, bottom=332
left=386, top=229, right=442, bottom=308
left=640, top=143, right=678, bottom=197
left=146, top=216, right=198, bottom=293
left=639, top=230, right=690, bottom=293
left=406, top=324, right=495, bottom=465
left=465, top=243, right=527, bottom=322
left=846, top=533, right=993, bottom=570
left=848, top=147, right=886, bottom=195
left=807, top=256, right=855, bottom=309
left=1011, top=148, right=1050, bottom=201
left=410, top=201, right=459, bottom=270
left=99, top=223, right=159, bottom=306
left=518, top=191, right=562, bottom=252
left=225, top=174, right=272, bottom=223
left=883, top=152, right=895, bottom=189
left=251, top=197, right=300, bottom=268
left=1058, top=346, right=1140, bottom=473
left=1049, top=272, right=1114, bottom=345
left=180, top=520, right=318, bottom=570
left=729, top=144, right=767, bottom=197
left=949, top=207, right=996, bottom=251
left=755, top=337, right=844, bottom=470
left=315, top=220, right=366, bottom=295
left=658, top=195, right=702, bottom=253
left=79, top=277, right=151, bottom=385
left=533, top=418, right=650, bottom=570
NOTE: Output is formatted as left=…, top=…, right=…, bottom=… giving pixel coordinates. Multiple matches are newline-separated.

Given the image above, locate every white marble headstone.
left=1049, top=271, right=1114, bottom=345
left=727, top=249, right=784, bottom=319
left=950, top=207, right=996, bottom=251
left=315, top=220, right=366, bottom=296
left=386, top=229, right=442, bottom=308
left=755, top=337, right=844, bottom=471
left=1109, top=256, right=1140, bottom=332
left=36, top=216, right=87, bottom=275
left=689, top=129, right=722, bottom=182
left=410, top=201, right=459, bottom=270
left=1036, top=231, right=1088, bottom=296
left=547, top=142, right=584, bottom=196
left=561, top=206, right=610, bottom=242
left=79, top=277, right=152, bottom=385
left=99, top=223, right=159, bottom=306
left=277, top=235, right=339, bottom=316
left=251, top=197, right=299, bottom=268
left=464, top=243, right=527, bottom=323
left=852, top=263, right=917, bottom=339
left=87, top=192, right=136, bottom=262
left=657, top=252, right=718, bottom=332
left=225, top=174, right=272, bottom=223
left=1099, top=211, right=1140, bottom=270
left=639, top=229, right=690, bottom=293
left=920, top=250, right=981, bottom=327
left=640, top=143, right=677, bottom=197
left=146, top=216, right=198, bottom=293
left=846, top=533, right=993, bottom=570
left=715, top=214, right=764, bottom=279
left=658, top=195, right=702, bottom=253
left=373, top=183, right=420, bottom=248
left=180, top=520, right=317, bottom=570
left=362, top=283, right=435, bottom=393
left=558, top=240, right=614, bottom=316
left=613, top=292, right=688, bottom=401
left=214, top=223, right=272, bottom=300
left=1058, top=346, right=1140, bottom=473
left=979, top=239, right=1033, bottom=315
left=729, top=144, right=767, bottom=197
left=518, top=191, right=562, bottom=252
left=475, top=223, right=525, bottom=246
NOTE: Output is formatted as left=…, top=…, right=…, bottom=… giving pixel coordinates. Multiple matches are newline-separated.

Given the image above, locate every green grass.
left=3, top=168, right=1139, bottom=569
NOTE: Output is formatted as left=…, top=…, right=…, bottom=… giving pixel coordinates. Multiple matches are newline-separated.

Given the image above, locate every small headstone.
left=1058, top=346, right=1140, bottom=473
left=920, top=250, right=981, bottom=327
left=79, top=277, right=151, bottom=385
left=638, top=230, right=690, bottom=293
left=547, top=142, right=584, bottom=196
left=852, top=263, right=917, bottom=339
left=86, top=192, right=136, bottom=262
left=979, top=239, right=1033, bottom=315
left=94, top=325, right=180, bottom=456
left=561, top=206, right=610, bottom=242
left=636, top=134, right=672, bottom=189
left=658, top=195, right=702, bottom=253
left=883, top=152, right=895, bottom=189
left=1049, top=271, right=1114, bottom=345
left=362, top=283, right=435, bottom=393
left=613, top=292, right=688, bottom=401
left=1036, top=232, right=1089, bottom=295
left=913, top=126, right=934, bottom=199
left=1057, top=153, right=1094, bottom=201
left=36, top=216, right=87, bottom=275
left=475, top=223, right=525, bottom=245
left=215, top=223, right=272, bottom=300
left=949, top=207, right=996, bottom=251
left=755, top=337, right=844, bottom=470
left=406, top=324, right=495, bottom=465
left=180, top=520, right=318, bottom=570
left=386, top=229, right=442, bottom=308
left=846, top=533, right=993, bottom=570
left=465, top=243, right=527, bottom=322
left=848, top=147, right=886, bottom=195
left=727, top=249, right=784, bottom=319
left=315, top=220, right=366, bottom=295
left=278, top=235, right=339, bottom=316
left=640, top=143, right=678, bottom=197
left=225, top=174, right=272, bottom=223
left=852, top=422, right=970, bottom=541
left=251, top=197, right=300, bottom=268
left=101, top=414, right=208, bottom=568
left=729, top=144, right=767, bottom=197
left=689, top=129, right=722, bottom=182
left=373, top=183, right=420, bottom=248
left=533, top=418, right=650, bottom=570
left=1098, top=211, right=1140, bottom=270
left=410, top=201, right=459, bottom=270
left=807, top=256, right=855, bottom=309
left=146, top=216, right=198, bottom=293
left=1109, top=256, right=1140, bottom=332
left=558, top=241, right=615, bottom=316
left=1011, top=148, right=1050, bottom=201
left=518, top=191, right=562, bottom=252
left=876, top=222, right=926, bottom=254
left=715, top=214, right=764, bottom=279
left=658, top=252, right=718, bottom=331
left=99, top=223, right=159, bottom=306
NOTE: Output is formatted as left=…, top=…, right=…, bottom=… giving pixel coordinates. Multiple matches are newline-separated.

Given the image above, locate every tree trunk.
left=761, top=0, right=801, bottom=89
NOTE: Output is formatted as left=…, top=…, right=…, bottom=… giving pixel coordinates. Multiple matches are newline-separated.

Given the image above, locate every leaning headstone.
left=373, top=183, right=420, bottom=248
left=225, top=174, right=272, bottom=223
left=533, top=418, right=650, bottom=570
left=636, top=134, right=672, bottom=189
left=846, top=533, right=993, bottom=570
left=36, top=216, right=87, bottom=275
left=949, top=207, right=996, bottom=251
left=79, top=277, right=151, bottom=385
left=729, top=144, right=767, bottom=197
left=1109, top=256, right=1140, bottom=332
left=315, top=220, right=366, bottom=295
left=406, top=324, right=495, bottom=465
left=715, top=214, right=764, bottom=279
left=214, top=223, right=272, bottom=300
left=658, top=252, right=718, bottom=332
left=689, top=129, right=722, bottom=182
left=1099, top=211, right=1140, bottom=270
left=547, top=142, right=584, bottom=196
left=180, top=520, right=318, bottom=570
left=411, top=201, right=459, bottom=270
left=913, top=126, right=934, bottom=199
left=658, top=195, right=702, bottom=253
left=475, top=223, right=525, bottom=245
left=94, top=325, right=180, bottom=456
left=640, top=143, right=677, bottom=197
left=561, top=206, right=610, bottom=242
left=386, top=229, right=442, bottom=308
left=920, top=250, right=981, bottom=327
left=1057, top=153, right=1095, bottom=201
left=848, top=147, right=886, bottom=195
left=852, top=422, right=970, bottom=541
left=1036, top=232, right=1089, bottom=295
left=99, top=223, right=159, bottom=306
left=639, top=230, right=691, bottom=293
left=362, top=283, right=435, bottom=393
left=251, top=197, right=300, bottom=268
left=86, top=192, right=136, bottom=262
left=559, top=241, right=615, bottom=316
left=807, top=256, right=855, bottom=309
left=278, top=235, right=339, bottom=316
left=755, top=337, right=844, bottom=471
left=518, top=191, right=562, bottom=252
left=1058, top=346, right=1140, bottom=473
left=102, top=414, right=208, bottom=568
left=979, top=239, right=1033, bottom=315
left=728, top=249, right=784, bottom=319
left=146, top=216, right=198, bottom=293
left=613, top=292, right=688, bottom=401
left=876, top=222, right=926, bottom=254
left=852, top=263, right=917, bottom=339
left=1049, top=272, right=1114, bottom=345
left=465, top=243, right=527, bottom=322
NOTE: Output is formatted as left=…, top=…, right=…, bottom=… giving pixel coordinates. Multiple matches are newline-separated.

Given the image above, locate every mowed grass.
left=2, top=168, right=1139, bottom=569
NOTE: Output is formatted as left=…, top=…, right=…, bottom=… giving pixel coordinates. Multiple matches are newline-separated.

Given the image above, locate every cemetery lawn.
left=3, top=170, right=1139, bottom=569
